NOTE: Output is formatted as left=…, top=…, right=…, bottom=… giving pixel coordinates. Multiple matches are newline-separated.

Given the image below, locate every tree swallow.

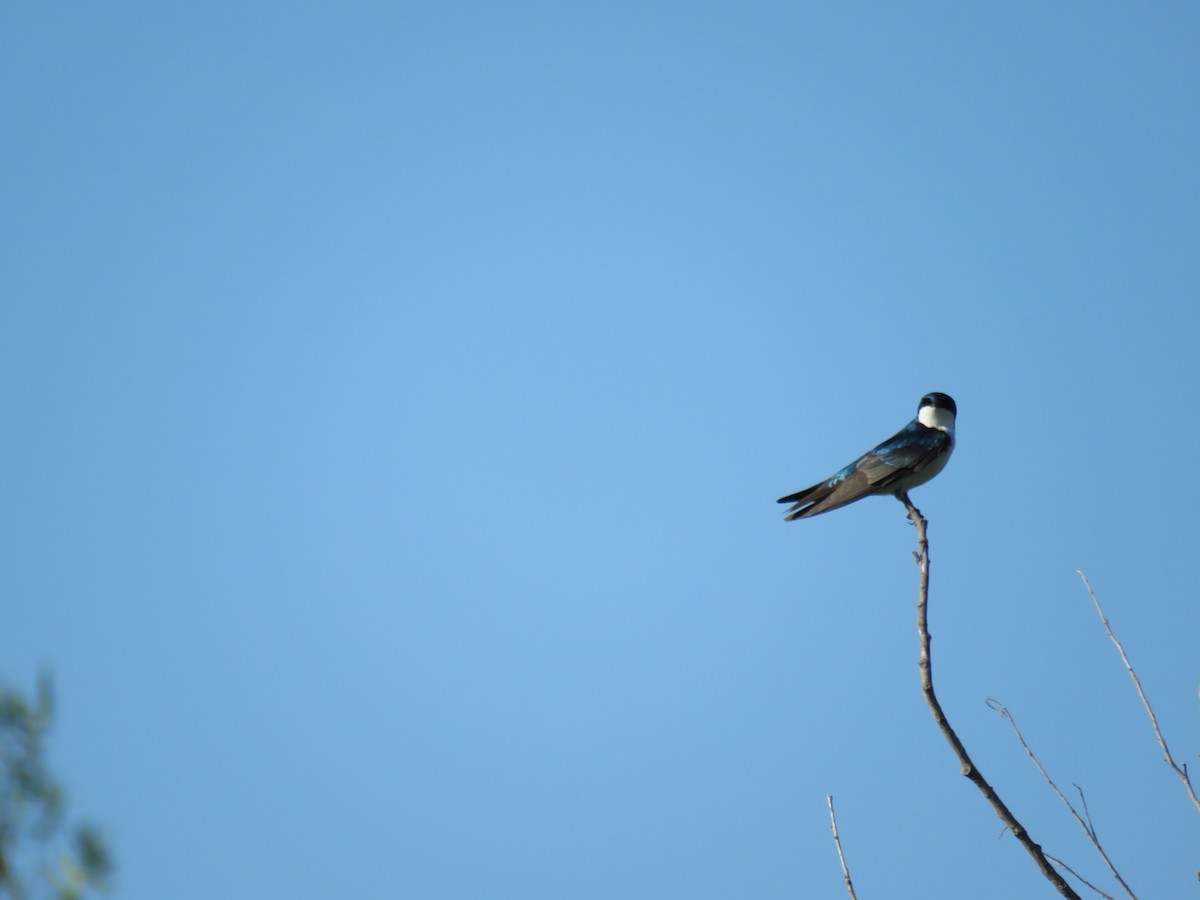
left=778, top=392, right=957, bottom=521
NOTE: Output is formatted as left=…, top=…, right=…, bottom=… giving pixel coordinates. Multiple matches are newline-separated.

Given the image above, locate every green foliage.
left=0, top=673, right=112, bottom=900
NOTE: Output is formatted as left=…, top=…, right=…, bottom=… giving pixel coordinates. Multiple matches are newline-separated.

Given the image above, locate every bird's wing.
left=776, top=454, right=881, bottom=519
left=855, top=423, right=951, bottom=488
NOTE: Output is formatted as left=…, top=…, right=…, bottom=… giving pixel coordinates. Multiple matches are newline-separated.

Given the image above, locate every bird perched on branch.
left=778, top=392, right=956, bottom=521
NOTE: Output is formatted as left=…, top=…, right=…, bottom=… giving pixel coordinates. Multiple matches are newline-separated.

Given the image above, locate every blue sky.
left=2, top=3, right=1199, bottom=898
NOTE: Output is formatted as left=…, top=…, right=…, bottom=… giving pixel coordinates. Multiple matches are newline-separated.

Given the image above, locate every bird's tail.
left=776, top=483, right=834, bottom=521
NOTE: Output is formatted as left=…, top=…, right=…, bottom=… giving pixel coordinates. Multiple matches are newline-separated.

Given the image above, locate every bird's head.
left=917, top=392, right=956, bottom=432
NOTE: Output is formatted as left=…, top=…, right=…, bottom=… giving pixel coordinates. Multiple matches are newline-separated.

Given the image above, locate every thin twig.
left=987, top=699, right=1136, bottom=899
left=1075, top=786, right=1095, bottom=836
left=826, top=794, right=858, bottom=900
left=1046, top=853, right=1118, bottom=900
left=901, top=492, right=1080, bottom=899
left=1076, top=570, right=1200, bottom=815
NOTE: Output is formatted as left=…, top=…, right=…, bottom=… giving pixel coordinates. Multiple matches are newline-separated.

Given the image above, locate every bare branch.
left=1076, top=570, right=1200, bottom=815
left=826, top=794, right=858, bottom=900
left=900, top=493, right=1080, bottom=899
left=987, top=699, right=1136, bottom=898
left=1046, top=853, right=1118, bottom=900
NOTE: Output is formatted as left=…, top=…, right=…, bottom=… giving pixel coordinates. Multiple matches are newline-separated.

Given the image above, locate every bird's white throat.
left=918, top=405, right=956, bottom=433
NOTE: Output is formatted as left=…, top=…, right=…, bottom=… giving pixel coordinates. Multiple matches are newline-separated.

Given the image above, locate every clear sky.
left=2, top=3, right=1199, bottom=898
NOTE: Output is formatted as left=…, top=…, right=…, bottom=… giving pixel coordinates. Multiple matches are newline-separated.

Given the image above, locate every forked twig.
left=987, top=699, right=1136, bottom=898
left=826, top=794, right=858, bottom=900
left=1076, top=570, right=1200, bottom=815
left=901, top=493, right=1080, bottom=899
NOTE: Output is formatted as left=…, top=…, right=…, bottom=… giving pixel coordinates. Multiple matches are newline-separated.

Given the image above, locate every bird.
left=777, top=392, right=957, bottom=521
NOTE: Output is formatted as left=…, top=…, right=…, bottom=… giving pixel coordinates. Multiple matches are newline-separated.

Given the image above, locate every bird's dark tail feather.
left=777, top=487, right=815, bottom=505
left=777, top=484, right=833, bottom=521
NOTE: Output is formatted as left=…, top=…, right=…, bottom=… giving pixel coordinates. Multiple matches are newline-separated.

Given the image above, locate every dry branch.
left=1076, top=570, right=1200, bottom=816
left=987, top=699, right=1136, bottom=899
left=900, top=492, right=1080, bottom=899
left=1045, top=853, right=1118, bottom=900
left=826, top=794, right=858, bottom=900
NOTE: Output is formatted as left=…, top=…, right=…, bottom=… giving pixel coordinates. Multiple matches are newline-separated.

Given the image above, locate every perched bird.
left=778, top=392, right=957, bottom=521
